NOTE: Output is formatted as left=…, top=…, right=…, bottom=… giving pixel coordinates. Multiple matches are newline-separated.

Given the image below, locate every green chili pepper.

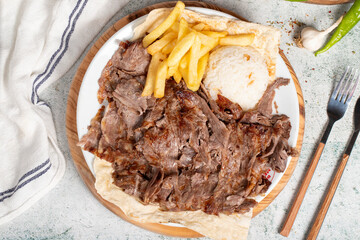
left=315, top=0, right=360, bottom=56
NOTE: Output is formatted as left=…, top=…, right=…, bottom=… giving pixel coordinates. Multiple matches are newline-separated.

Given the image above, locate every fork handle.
left=280, top=142, right=325, bottom=237
left=307, top=153, right=349, bottom=240
left=320, top=119, right=336, bottom=143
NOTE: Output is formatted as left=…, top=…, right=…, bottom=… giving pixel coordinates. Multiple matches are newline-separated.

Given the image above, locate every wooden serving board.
left=66, top=1, right=305, bottom=238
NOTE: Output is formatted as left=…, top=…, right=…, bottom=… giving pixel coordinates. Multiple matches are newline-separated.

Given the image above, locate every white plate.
left=77, top=7, right=299, bottom=205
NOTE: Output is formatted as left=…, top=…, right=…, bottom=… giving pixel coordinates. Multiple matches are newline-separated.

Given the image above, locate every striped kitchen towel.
left=0, top=0, right=129, bottom=225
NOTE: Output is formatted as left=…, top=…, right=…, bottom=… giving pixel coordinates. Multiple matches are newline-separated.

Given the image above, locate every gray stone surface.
left=1, top=0, right=360, bottom=239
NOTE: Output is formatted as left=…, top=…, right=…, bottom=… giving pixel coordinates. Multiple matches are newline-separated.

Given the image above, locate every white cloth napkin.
left=0, top=0, right=129, bottom=225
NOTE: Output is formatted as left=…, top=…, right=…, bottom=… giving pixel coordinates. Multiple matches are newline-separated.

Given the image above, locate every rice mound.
left=203, top=46, right=270, bottom=111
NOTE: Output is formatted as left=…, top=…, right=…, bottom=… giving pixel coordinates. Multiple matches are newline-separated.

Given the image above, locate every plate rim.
left=66, top=1, right=305, bottom=238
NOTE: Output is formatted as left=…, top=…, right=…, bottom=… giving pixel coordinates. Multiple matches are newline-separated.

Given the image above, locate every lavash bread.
left=94, top=7, right=281, bottom=240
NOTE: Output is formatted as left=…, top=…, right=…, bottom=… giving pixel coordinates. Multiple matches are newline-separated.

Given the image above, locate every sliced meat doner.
left=78, top=40, right=295, bottom=215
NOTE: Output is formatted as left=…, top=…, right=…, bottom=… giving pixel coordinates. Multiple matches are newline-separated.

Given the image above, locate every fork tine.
left=340, top=68, right=356, bottom=103
left=338, top=67, right=354, bottom=101
left=345, top=69, right=360, bottom=104
left=332, top=66, right=350, bottom=99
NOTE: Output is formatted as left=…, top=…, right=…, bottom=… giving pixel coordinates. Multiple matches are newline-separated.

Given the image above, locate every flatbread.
left=94, top=8, right=281, bottom=239
left=94, top=157, right=252, bottom=240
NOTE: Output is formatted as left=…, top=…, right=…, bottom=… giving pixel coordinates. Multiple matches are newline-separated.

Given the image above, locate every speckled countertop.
left=1, top=0, right=360, bottom=239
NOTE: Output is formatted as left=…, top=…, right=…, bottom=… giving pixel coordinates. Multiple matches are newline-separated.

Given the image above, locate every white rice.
left=203, top=46, right=269, bottom=111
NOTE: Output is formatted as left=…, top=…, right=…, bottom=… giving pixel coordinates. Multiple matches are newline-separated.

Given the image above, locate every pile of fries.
left=142, top=1, right=255, bottom=98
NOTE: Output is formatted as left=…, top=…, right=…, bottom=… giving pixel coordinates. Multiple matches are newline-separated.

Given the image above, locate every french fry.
left=180, top=22, right=215, bottom=46
left=201, top=30, right=228, bottom=38
left=178, top=18, right=190, bottom=41
left=167, top=57, right=180, bottom=80
left=188, top=35, right=201, bottom=87
left=168, top=31, right=196, bottom=67
left=192, top=23, right=206, bottom=31
left=219, top=33, right=255, bottom=46
left=142, top=52, right=166, bottom=96
left=196, top=31, right=217, bottom=47
left=154, top=59, right=168, bottom=98
left=199, top=38, right=218, bottom=58
left=179, top=52, right=198, bottom=90
left=183, top=47, right=209, bottom=91
left=168, top=60, right=180, bottom=77
left=196, top=52, right=209, bottom=86
left=173, top=68, right=182, bottom=83
left=143, top=2, right=258, bottom=97
left=189, top=82, right=201, bottom=92
left=180, top=52, right=190, bottom=69
left=147, top=32, right=177, bottom=55
left=161, top=39, right=177, bottom=54
left=179, top=61, right=189, bottom=86
left=179, top=32, right=214, bottom=68
left=143, top=1, right=185, bottom=48
left=166, top=68, right=172, bottom=79
left=170, top=21, right=180, bottom=32
left=181, top=71, right=197, bottom=91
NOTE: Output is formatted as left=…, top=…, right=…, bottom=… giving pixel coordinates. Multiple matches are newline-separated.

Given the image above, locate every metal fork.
left=307, top=97, right=360, bottom=240
left=280, top=66, right=360, bottom=237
